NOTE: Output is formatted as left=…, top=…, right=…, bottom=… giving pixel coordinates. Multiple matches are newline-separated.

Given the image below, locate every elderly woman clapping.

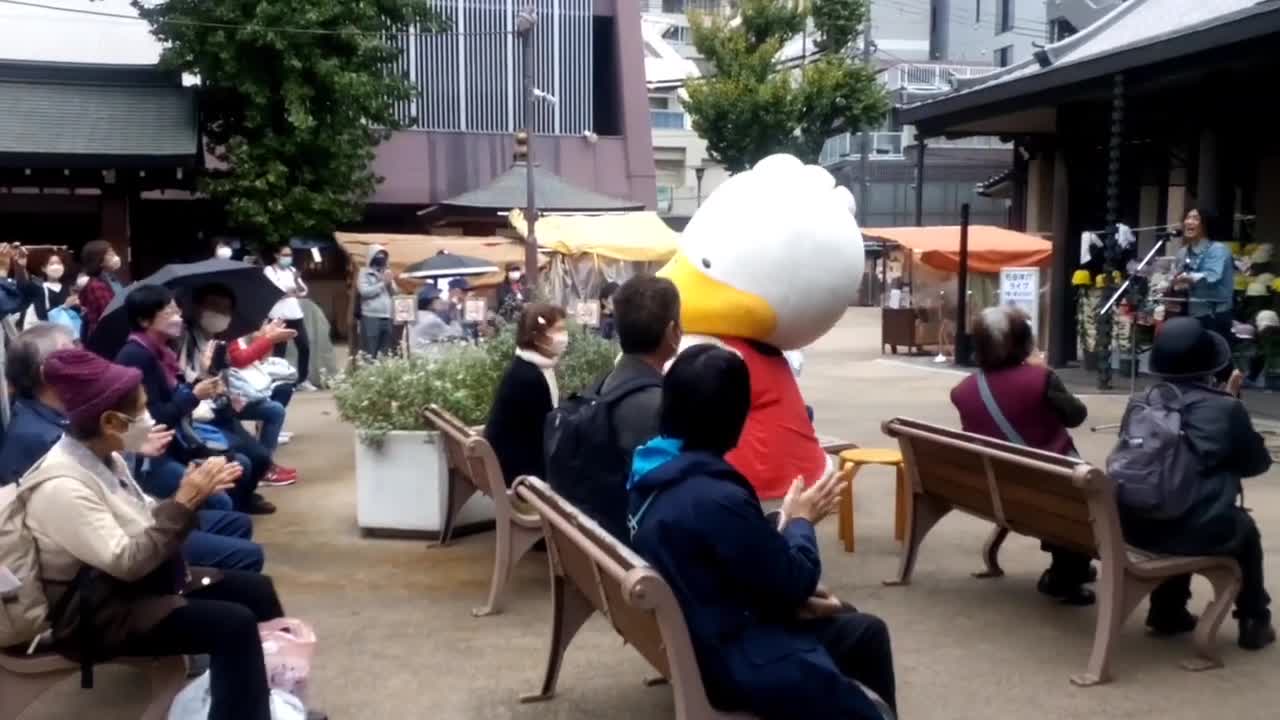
left=22, top=349, right=298, bottom=720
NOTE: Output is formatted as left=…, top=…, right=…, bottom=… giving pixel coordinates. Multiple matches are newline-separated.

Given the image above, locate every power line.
left=0, top=0, right=510, bottom=38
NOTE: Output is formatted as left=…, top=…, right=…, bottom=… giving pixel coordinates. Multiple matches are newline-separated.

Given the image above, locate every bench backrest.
left=882, top=417, right=1126, bottom=562
left=422, top=405, right=506, bottom=504
left=513, top=477, right=714, bottom=699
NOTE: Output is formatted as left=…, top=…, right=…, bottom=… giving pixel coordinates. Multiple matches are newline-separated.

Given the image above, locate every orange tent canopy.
left=863, top=225, right=1052, bottom=274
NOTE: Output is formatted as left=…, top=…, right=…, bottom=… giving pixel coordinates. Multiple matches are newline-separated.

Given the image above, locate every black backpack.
left=543, top=373, right=660, bottom=542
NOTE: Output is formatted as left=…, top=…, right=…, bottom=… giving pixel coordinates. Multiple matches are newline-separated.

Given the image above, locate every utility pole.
left=857, top=23, right=874, bottom=226
left=516, top=6, right=539, bottom=289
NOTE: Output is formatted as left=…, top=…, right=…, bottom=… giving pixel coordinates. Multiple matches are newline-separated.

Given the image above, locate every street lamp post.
left=516, top=7, right=539, bottom=289
left=694, top=164, right=706, bottom=208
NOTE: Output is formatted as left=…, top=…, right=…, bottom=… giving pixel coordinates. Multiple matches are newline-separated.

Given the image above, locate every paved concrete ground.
left=24, top=308, right=1280, bottom=719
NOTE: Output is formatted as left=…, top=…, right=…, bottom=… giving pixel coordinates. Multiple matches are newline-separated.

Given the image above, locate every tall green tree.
left=134, top=0, right=447, bottom=247
left=683, top=0, right=888, bottom=173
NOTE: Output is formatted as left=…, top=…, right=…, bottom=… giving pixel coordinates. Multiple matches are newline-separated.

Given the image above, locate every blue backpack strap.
left=976, top=371, right=1027, bottom=446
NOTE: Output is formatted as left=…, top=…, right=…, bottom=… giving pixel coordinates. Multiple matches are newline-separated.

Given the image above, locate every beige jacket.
left=22, top=437, right=195, bottom=649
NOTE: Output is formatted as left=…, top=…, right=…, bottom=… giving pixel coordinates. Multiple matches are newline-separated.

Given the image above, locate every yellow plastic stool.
left=837, top=448, right=907, bottom=553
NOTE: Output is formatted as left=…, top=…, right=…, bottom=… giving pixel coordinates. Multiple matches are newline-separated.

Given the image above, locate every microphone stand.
left=1091, top=230, right=1177, bottom=432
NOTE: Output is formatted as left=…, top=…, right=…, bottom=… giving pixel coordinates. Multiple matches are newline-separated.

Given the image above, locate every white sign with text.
left=999, top=267, right=1040, bottom=336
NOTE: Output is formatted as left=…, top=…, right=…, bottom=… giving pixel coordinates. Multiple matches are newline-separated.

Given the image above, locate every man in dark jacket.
left=566, top=275, right=681, bottom=541
left=629, top=345, right=895, bottom=720
left=1120, top=317, right=1274, bottom=649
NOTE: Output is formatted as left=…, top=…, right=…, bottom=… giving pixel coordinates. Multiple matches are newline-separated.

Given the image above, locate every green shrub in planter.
left=333, top=324, right=618, bottom=444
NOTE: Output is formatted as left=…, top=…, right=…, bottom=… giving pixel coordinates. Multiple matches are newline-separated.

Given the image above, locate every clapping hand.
left=778, top=466, right=848, bottom=527
left=174, top=457, right=243, bottom=510
left=140, top=424, right=175, bottom=458
left=193, top=377, right=224, bottom=400
left=260, top=318, right=297, bottom=344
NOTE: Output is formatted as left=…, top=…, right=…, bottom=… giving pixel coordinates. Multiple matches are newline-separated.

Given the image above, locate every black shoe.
left=1037, top=570, right=1096, bottom=606
left=1239, top=618, right=1277, bottom=650
left=1146, top=608, right=1198, bottom=636
left=246, top=495, right=277, bottom=515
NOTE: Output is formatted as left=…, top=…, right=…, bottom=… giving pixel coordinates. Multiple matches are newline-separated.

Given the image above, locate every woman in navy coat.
left=627, top=344, right=896, bottom=720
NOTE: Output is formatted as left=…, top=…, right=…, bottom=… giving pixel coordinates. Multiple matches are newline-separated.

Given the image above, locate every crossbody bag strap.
left=976, top=372, right=1027, bottom=446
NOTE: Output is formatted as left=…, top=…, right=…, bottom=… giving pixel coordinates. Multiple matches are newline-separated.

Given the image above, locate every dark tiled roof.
left=0, top=79, right=197, bottom=158
left=441, top=162, right=643, bottom=212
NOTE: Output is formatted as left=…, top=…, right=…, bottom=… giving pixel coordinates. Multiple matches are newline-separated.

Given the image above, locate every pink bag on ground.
left=260, top=618, right=316, bottom=701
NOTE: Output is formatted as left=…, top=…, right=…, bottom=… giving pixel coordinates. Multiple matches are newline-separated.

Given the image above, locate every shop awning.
left=509, top=209, right=679, bottom=263
left=334, top=232, right=546, bottom=288
left=862, top=225, right=1052, bottom=274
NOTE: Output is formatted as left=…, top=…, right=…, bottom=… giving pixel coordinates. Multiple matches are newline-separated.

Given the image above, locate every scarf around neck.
left=129, top=330, right=182, bottom=389
left=515, top=347, right=559, bottom=408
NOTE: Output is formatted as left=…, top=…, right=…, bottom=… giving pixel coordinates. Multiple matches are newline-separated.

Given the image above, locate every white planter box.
left=354, top=430, right=495, bottom=535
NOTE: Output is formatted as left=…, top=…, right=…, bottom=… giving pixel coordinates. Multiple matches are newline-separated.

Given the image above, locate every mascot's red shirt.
left=721, top=337, right=827, bottom=500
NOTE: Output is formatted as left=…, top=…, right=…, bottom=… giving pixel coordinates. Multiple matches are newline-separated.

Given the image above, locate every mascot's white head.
left=658, top=154, right=865, bottom=350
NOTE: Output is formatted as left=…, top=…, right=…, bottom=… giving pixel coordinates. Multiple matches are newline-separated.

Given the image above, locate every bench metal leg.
left=973, top=526, right=1009, bottom=579
left=1072, top=570, right=1145, bottom=686
left=473, top=519, right=541, bottom=618
left=884, top=494, right=950, bottom=587
left=435, top=474, right=477, bottom=548
left=138, top=657, right=189, bottom=720
left=1181, top=565, right=1241, bottom=673
left=521, top=576, right=595, bottom=703
left=0, top=667, right=74, bottom=719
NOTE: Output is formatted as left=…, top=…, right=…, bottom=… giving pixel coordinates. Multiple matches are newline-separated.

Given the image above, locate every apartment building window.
left=1049, top=17, right=1078, bottom=43
left=994, top=45, right=1013, bottom=67
left=995, top=0, right=1014, bottom=34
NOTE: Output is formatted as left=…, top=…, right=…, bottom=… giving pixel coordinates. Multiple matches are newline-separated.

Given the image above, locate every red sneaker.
left=261, top=466, right=298, bottom=487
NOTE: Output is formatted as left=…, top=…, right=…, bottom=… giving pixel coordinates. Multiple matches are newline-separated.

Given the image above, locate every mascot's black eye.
left=701, top=257, right=712, bottom=269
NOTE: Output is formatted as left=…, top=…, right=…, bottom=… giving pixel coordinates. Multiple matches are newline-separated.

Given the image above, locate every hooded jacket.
left=626, top=438, right=884, bottom=720
left=357, top=244, right=393, bottom=319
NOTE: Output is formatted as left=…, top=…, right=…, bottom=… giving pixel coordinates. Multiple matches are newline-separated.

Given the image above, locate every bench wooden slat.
left=882, top=416, right=1242, bottom=688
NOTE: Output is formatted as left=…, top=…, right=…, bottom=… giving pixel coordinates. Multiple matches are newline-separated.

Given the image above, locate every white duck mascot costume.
left=658, top=154, right=864, bottom=500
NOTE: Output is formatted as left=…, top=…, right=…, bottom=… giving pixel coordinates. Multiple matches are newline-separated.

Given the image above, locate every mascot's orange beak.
left=657, top=251, right=777, bottom=341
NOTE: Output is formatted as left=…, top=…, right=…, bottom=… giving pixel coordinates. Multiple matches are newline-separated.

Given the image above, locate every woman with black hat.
left=1120, top=317, right=1274, bottom=650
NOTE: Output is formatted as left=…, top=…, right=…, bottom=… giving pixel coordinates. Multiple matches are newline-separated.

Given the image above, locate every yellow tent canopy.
left=508, top=209, right=679, bottom=263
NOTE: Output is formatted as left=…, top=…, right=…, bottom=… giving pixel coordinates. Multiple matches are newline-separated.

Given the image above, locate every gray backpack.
left=1106, top=383, right=1199, bottom=519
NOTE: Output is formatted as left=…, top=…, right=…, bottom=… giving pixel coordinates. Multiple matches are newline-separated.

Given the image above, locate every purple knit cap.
left=42, top=348, right=143, bottom=429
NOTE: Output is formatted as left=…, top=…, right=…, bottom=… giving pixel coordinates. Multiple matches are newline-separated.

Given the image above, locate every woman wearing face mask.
left=183, top=283, right=300, bottom=486
left=484, top=303, right=568, bottom=486
left=19, top=348, right=310, bottom=720
left=264, top=246, right=312, bottom=387
left=78, top=240, right=122, bottom=339
left=14, top=249, right=78, bottom=327
left=115, top=285, right=275, bottom=516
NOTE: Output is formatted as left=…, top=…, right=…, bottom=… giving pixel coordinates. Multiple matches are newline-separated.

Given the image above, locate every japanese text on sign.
left=999, top=267, right=1040, bottom=337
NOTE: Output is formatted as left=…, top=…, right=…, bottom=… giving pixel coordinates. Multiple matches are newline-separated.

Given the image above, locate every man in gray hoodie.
left=357, top=245, right=396, bottom=358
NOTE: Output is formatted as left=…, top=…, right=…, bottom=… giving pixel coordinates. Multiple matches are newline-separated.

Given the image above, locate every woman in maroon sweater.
left=950, top=306, right=1096, bottom=605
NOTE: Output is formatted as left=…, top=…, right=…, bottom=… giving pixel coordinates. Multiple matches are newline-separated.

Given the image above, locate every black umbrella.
left=87, top=258, right=284, bottom=358
left=402, top=251, right=499, bottom=279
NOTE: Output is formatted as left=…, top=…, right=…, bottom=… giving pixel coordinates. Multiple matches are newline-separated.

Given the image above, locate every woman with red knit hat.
left=19, top=348, right=309, bottom=720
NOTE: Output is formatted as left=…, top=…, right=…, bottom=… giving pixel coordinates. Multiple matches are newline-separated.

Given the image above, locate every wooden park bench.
left=881, top=417, right=1242, bottom=687
left=0, top=649, right=186, bottom=720
left=512, top=476, right=895, bottom=720
left=422, top=405, right=541, bottom=617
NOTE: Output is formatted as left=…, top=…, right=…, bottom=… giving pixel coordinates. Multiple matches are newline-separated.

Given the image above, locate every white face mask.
left=200, top=311, right=231, bottom=335
left=105, top=254, right=122, bottom=272
left=157, top=316, right=184, bottom=339
left=215, top=246, right=233, bottom=260
left=547, top=331, right=569, bottom=357
left=44, top=264, right=64, bottom=281
left=75, top=274, right=90, bottom=290
left=116, top=410, right=156, bottom=453
left=508, top=271, right=522, bottom=282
